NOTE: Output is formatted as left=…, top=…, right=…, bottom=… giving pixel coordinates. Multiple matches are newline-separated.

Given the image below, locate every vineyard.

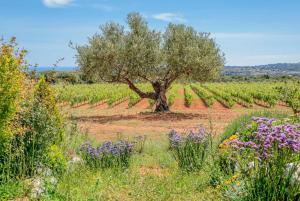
left=54, top=82, right=300, bottom=112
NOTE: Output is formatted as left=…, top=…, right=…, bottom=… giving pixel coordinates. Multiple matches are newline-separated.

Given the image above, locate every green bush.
left=11, top=77, right=65, bottom=177
left=46, top=145, right=67, bottom=176
left=1, top=75, right=66, bottom=181
left=168, top=94, right=176, bottom=106
left=184, top=86, right=193, bottom=107
left=0, top=38, right=26, bottom=181
left=277, top=81, right=300, bottom=115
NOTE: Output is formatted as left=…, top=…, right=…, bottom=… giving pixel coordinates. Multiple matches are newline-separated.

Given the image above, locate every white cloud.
left=152, top=13, right=186, bottom=23
left=42, top=0, right=73, bottom=7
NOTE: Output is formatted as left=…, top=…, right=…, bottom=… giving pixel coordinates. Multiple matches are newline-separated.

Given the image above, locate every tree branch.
left=164, top=73, right=180, bottom=89
left=124, top=78, right=156, bottom=99
left=137, top=73, right=153, bottom=83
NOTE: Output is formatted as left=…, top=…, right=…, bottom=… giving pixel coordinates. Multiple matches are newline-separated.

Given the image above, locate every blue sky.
left=1, top=0, right=300, bottom=66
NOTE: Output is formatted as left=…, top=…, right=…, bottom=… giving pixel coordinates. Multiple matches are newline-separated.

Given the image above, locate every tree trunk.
left=154, top=91, right=169, bottom=112
left=153, top=83, right=169, bottom=112
left=125, top=79, right=170, bottom=112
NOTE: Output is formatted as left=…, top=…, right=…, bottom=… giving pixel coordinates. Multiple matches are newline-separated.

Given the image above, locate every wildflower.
left=224, top=174, right=240, bottom=185
left=229, top=117, right=300, bottom=159
left=219, top=134, right=239, bottom=150
left=167, top=127, right=210, bottom=171
left=80, top=140, right=134, bottom=169
left=229, top=134, right=238, bottom=141
left=168, top=129, right=182, bottom=148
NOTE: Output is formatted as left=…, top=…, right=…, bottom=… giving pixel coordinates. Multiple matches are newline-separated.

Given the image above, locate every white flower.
left=248, top=161, right=255, bottom=169
left=286, top=162, right=300, bottom=183
left=31, top=177, right=45, bottom=198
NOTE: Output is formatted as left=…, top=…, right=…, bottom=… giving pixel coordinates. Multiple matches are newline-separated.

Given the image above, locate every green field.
left=54, top=82, right=297, bottom=110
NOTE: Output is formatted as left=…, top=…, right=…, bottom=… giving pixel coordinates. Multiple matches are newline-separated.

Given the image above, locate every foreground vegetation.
left=1, top=107, right=299, bottom=200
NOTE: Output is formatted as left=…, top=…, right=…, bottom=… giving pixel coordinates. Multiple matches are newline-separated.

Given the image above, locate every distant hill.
left=29, top=66, right=79, bottom=72
left=224, top=62, right=300, bottom=76
left=31, top=63, right=300, bottom=77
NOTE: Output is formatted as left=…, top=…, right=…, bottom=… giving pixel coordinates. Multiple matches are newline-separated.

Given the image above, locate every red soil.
left=212, top=101, right=229, bottom=110
left=132, top=98, right=150, bottom=109
left=233, top=103, right=246, bottom=109
left=187, top=98, right=207, bottom=110
left=93, top=101, right=109, bottom=110
left=72, top=102, right=90, bottom=109
left=178, top=87, right=184, bottom=96
left=112, top=99, right=129, bottom=109
left=171, top=98, right=189, bottom=110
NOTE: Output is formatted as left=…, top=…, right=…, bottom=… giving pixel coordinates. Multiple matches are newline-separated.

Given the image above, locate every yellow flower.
left=219, top=134, right=239, bottom=150
left=229, top=134, right=238, bottom=141
left=219, top=144, right=229, bottom=150
left=223, top=174, right=240, bottom=185
left=224, top=179, right=232, bottom=185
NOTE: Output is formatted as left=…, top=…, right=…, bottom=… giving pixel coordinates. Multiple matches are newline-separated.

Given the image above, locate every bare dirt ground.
left=61, top=95, right=291, bottom=142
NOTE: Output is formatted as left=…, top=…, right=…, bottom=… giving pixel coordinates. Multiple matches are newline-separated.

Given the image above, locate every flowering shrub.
left=230, top=117, right=300, bottom=158
left=80, top=140, right=134, bottom=169
left=168, top=127, right=211, bottom=171
left=216, top=134, right=239, bottom=175
left=225, top=117, right=300, bottom=201
left=0, top=38, right=25, bottom=181
left=1, top=38, right=66, bottom=182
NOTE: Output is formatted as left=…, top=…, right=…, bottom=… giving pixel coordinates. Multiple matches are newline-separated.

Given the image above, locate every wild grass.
left=1, top=107, right=298, bottom=200
left=55, top=139, right=223, bottom=201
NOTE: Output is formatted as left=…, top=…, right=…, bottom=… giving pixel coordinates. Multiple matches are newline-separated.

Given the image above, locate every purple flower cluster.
left=229, top=117, right=300, bottom=159
left=168, top=127, right=208, bottom=148
left=168, top=129, right=182, bottom=148
left=187, top=127, right=207, bottom=143
left=80, top=140, right=134, bottom=157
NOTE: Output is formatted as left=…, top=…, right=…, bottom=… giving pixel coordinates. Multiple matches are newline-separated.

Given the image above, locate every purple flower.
left=80, top=140, right=134, bottom=158
left=168, top=129, right=183, bottom=148
left=229, top=117, right=300, bottom=159
left=168, top=127, right=209, bottom=148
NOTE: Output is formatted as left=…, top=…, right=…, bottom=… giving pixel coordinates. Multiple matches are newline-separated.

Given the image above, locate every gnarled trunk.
left=154, top=90, right=169, bottom=112
left=152, top=82, right=169, bottom=112
left=125, top=79, right=170, bottom=112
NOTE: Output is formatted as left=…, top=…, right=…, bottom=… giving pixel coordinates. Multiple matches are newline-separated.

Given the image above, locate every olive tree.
left=76, top=12, right=225, bottom=112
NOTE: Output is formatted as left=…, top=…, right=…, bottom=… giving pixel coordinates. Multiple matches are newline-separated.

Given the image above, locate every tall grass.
left=168, top=128, right=212, bottom=171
